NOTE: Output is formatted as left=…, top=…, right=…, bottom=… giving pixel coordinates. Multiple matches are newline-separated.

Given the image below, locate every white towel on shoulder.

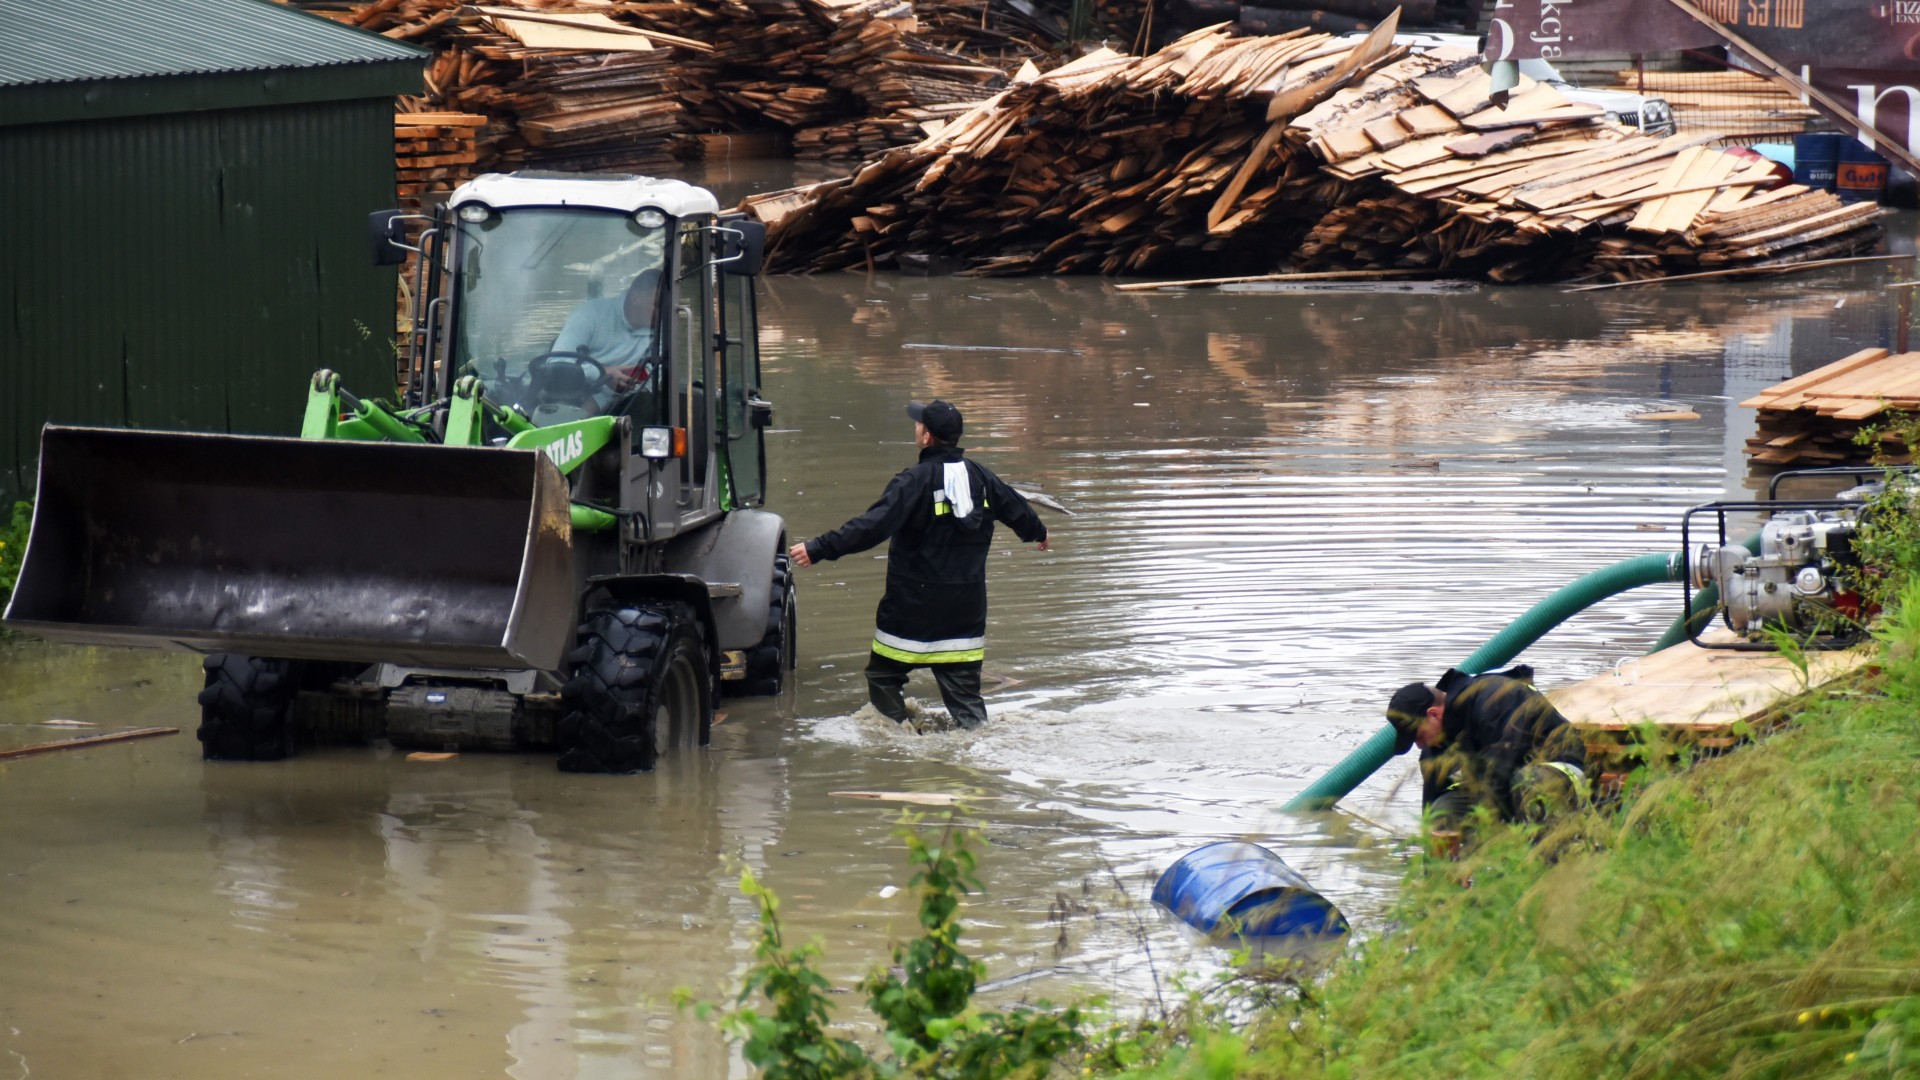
left=942, top=461, right=974, bottom=519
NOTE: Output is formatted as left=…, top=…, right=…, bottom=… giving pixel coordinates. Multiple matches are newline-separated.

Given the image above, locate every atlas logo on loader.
left=4, top=172, right=797, bottom=774
left=541, top=429, right=588, bottom=471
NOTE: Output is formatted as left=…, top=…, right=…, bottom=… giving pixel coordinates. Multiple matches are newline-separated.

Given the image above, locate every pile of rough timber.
left=1602, top=68, right=1819, bottom=146
left=742, top=21, right=1887, bottom=279
left=1742, top=348, right=1920, bottom=467
left=394, top=112, right=483, bottom=207
left=288, top=0, right=1025, bottom=165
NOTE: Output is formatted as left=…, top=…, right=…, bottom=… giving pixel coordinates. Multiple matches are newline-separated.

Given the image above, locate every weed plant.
left=690, top=813, right=1089, bottom=1078
left=0, top=500, right=29, bottom=614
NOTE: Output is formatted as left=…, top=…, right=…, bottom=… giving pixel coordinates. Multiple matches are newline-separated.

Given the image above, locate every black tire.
left=732, top=553, right=797, bottom=697
left=196, top=654, right=299, bottom=761
left=557, top=602, right=713, bottom=774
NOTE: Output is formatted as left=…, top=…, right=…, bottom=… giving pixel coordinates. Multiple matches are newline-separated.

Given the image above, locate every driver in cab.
left=550, top=269, right=661, bottom=404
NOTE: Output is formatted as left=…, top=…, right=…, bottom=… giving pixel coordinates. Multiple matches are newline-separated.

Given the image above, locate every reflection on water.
left=0, top=196, right=1913, bottom=1076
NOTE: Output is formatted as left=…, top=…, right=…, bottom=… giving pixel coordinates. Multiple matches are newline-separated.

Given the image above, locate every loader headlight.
left=639, top=426, right=686, bottom=459
left=634, top=208, right=668, bottom=229
left=456, top=202, right=493, bottom=224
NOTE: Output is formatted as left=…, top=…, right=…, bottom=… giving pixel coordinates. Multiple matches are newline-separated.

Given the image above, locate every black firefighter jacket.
left=804, top=445, right=1047, bottom=664
left=1419, top=671, right=1587, bottom=819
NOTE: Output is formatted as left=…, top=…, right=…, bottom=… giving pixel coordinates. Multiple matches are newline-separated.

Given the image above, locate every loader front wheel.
left=732, top=553, right=796, bottom=697
left=197, top=654, right=299, bottom=761
left=557, top=603, right=712, bottom=774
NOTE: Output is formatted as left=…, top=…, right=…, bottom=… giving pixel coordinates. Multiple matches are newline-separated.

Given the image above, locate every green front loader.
left=4, top=172, right=795, bottom=773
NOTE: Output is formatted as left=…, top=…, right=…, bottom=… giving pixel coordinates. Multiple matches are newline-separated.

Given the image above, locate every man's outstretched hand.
left=789, top=542, right=812, bottom=568
left=1036, top=537, right=1051, bottom=551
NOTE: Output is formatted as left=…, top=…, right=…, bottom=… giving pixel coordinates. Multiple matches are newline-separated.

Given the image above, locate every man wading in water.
left=789, top=400, right=1050, bottom=729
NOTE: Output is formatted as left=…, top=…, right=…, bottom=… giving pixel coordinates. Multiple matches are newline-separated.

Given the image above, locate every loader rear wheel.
left=197, top=654, right=299, bottom=761
left=557, top=603, right=712, bottom=774
left=731, top=553, right=796, bottom=697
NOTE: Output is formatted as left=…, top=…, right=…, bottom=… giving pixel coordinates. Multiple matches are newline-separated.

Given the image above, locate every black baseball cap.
left=907, top=399, right=963, bottom=442
left=1386, top=682, right=1439, bottom=755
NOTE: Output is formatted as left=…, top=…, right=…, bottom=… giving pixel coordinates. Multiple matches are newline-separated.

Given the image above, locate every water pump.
left=1679, top=467, right=1898, bottom=650
left=1687, top=505, right=1866, bottom=647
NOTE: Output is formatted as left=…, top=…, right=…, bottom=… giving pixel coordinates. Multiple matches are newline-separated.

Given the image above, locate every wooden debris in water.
left=744, top=23, right=1885, bottom=280
left=1633, top=410, right=1701, bottom=421
left=406, top=751, right=460, bottom=762
left=830, top=790, right=969, bottom=805
left=1740, top=347, right=1920, bottom=467
left=0, top=727, right=179, bottom=761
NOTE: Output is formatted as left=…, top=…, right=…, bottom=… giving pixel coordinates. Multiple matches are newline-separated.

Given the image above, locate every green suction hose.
left=1650, top=532, right=1762, bottom=652
left=1283, top=550, right=1687, bottom=812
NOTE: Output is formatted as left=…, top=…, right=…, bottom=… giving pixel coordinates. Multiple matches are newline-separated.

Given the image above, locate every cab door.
left=716, top=235, right=766, bottom=508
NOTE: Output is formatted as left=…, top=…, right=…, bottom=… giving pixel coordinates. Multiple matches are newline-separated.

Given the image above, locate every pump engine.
left=1688, top=506, right=1866, bottom=645
left=1675, top=464, right=1920, bottom=649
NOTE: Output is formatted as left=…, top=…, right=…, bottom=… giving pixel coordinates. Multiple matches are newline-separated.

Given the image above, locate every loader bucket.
left=4, top=426, right=577, bottom=672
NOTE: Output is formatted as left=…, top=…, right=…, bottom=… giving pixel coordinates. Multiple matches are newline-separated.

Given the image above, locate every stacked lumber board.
left=743, top=24, right=1886, bottom=280
left=1741, top=348, right=1920, bottom=466
left=1602, top=68, right=1819, bottom=145
left=289, top=0, right=1024, bottom=165
left=394, top=112, right=483, bottom=205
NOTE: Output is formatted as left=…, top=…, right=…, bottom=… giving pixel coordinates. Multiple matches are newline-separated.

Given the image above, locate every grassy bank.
left=1119, top=580, right=1920, bottom=1079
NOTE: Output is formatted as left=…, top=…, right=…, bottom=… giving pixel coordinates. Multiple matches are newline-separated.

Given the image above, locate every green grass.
left=1113, top=585, right=1920, bottom=1080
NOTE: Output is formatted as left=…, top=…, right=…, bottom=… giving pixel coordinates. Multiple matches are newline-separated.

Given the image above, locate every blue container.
left=1836, top=139, right=1890, bottom=204
left=1794, top=132, right=1844, bottom=192
left=1152, top=842, right=1349, bottom=944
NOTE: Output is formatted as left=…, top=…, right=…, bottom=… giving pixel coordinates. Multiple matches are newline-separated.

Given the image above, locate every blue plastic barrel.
left=1794, top=132, right=1843, bottom=192
left=1836, top=139, right=1890, bottom=204
left=1151, top=842, right=1349, bottom=945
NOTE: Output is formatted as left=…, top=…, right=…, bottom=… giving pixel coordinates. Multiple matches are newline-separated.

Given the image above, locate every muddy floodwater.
left=4, top=169, right=1915, bottom=1076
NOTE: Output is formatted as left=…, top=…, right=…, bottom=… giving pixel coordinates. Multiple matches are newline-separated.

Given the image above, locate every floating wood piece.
left=0, top=727, right=179, bottom=760
left=829, top=790, right=969, bottom=805
left=1565, top=254, right=1913, bottom=293
left=1115, top=268, right=1432, bottom=291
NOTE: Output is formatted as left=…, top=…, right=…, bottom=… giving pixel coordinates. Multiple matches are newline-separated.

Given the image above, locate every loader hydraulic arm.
left=445, top=375, right=536, bottom=446
left=301, top=370, right=430, bottom=443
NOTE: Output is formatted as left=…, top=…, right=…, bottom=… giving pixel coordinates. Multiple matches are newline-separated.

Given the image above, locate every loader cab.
left=425, top=173, right=771, bottom=529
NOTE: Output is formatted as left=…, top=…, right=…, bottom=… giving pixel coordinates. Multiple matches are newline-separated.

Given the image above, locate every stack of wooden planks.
left=1552, top=628, right=1874, bottom=787
left=744, top=24, right=1886, bottom=279
left=394, top=112, right=484, bottom=206
left=290, top=0, right=1025, bottom=165
left=1602, top=68, right=1819, bottom=145
left=1741, top=348, right=1920, bottom=467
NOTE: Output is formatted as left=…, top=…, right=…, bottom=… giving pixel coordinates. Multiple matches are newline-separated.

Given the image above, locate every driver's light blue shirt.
left=551, top=296, right=655, bottom=367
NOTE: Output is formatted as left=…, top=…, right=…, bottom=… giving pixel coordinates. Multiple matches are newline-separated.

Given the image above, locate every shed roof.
left=0, top=0, right=424, bottom=126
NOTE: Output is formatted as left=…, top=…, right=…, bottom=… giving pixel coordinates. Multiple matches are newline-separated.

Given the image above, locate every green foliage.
left=703, top=813, right=1088, bottom=1078
left=0, top=500, right=30, bottom=608
left=721, top=868, right=872, bottom=1080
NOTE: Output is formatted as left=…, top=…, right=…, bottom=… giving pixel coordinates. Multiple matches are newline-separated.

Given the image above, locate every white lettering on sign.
left=1848, top=81, right=1920, bottom=155
left=542, top=430, right=587, bottom=469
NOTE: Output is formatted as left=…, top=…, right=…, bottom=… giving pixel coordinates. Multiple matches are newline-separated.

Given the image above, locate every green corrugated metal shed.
left=0, top=0, right=426, bottom=503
